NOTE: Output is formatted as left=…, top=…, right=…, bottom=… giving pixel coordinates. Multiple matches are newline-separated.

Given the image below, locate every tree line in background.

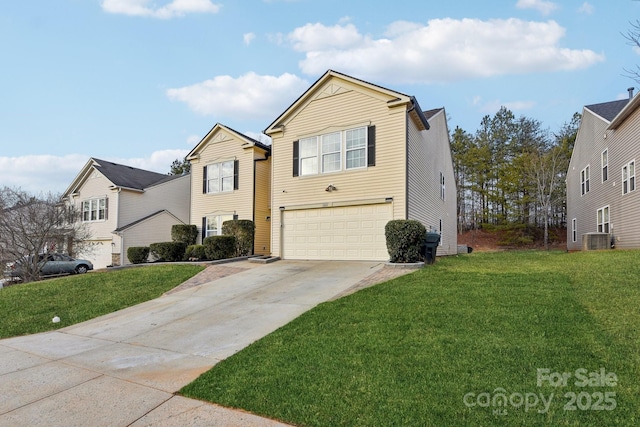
left=450, top=107, right=580, bottom=247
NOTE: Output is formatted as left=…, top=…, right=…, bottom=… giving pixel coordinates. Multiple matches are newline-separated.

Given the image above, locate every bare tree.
left=623, top=20, right=640, bottom=84
left=0, top=187, right=92, bottom=282
left=531, top=146, right=564, bottom=249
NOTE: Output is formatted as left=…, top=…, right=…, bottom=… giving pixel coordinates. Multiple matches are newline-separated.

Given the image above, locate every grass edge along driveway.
left=180, top=250, right=640, bottom=427
left=0, top=264, right=204, bottom=339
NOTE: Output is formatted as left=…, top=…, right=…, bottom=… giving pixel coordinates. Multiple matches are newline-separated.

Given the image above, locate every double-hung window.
left=81, top=198, right=106, bottom=222
left=623, top=160, right=635, bottom=195
left=572, top=218, right=577, bottom=243
left=439, top=172, right=445, bottom=200
left=203, top=214, right=235, bottom=238
left=204, top=160, right=237, bottom=193
left=581, top=166, right=590, bottom=195
left=597, top=206, right=610, bottom=233
left=294, top=126, right=373, bottom=177
left=602, top=149, right=608, bottom=182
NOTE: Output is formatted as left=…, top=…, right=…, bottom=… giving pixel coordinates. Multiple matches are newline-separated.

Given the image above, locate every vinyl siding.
left=407, top=109, right=457, bottom=255
left=121, top=212, right=183, bottom=264
left=67, top=170, right=120, bottom=268
left=189, top=128, right=268, bottom=246
left=269, top=77, right=408, bottom=258
left=118, top=175, right=190, bottom=227
left=606, top=104, right=640, bottom=248
left=254, top=155, right=271, bottom=255
left=567, top=104, right=640, bottom=250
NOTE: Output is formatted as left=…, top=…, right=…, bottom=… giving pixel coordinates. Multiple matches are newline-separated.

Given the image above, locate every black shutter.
left=202, top=166, right=207, bottom=193
left=234, top=160, right=239, bottom=190
left=201, top=217, right=207, bottom=244
left=293, top=140, right=299, bottom=177
left=367, top=125, right=376, bottom=167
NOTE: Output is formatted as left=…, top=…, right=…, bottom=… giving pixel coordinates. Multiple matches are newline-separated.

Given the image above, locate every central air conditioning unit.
left=582, top=233, right=611, bottom=250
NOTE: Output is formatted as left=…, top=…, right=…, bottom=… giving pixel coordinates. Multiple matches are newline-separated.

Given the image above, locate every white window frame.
left=205, top=214, right=235, bottom=237
left=571, top=218, right=577, bottom=243
left=206, top=160, right=234, bottom=194
left=440, top=172, right=445, bottom=201
left=298, top=126, right=368, bottom=176
left=623, top=160, right=636, bottom=195
left=581, top=165, right=590, bottom=196
left=602, top=149, right=608, bottom=182
left=81, top=197, right=106, bottom=222
left=597, top=206, right=610, bottom=233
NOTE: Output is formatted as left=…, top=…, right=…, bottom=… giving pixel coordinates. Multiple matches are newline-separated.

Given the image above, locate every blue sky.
left=1, top=0, right=639, bottom=193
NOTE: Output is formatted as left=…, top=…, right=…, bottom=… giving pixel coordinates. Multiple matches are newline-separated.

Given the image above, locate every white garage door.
left=282, top=203, right=392, bottom=261
left=77, top=240, right=112, bottom=270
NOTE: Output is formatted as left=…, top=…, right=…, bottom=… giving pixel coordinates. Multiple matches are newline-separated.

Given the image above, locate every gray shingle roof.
left=585, top=99, right=629, bottom=122
left=92, top=158, right=173, bottom=190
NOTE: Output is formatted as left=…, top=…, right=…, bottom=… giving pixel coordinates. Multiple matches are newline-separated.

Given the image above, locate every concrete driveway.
left=0, top=260, right=407, bottom=426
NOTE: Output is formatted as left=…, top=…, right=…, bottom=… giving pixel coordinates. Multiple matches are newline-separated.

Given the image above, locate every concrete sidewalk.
left=0, top=260, right=407, bottom=426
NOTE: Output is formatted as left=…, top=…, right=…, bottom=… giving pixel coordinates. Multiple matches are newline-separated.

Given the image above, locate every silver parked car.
left=6, top=253, right=93, bottom=278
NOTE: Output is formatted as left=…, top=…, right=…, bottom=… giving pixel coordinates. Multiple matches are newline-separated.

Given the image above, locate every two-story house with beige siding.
left=264, top=70, right=457, bottom=260
left=567, top=90, right=640, bottom=250
left=62, top=158, right=190, bottom=268
left=186, top=123, right=271, bottom=255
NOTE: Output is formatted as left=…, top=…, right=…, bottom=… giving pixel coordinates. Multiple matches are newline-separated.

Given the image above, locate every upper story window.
left=623, top=160, right=635, bottom=195
left=597, top=206, right=610, bottom=233
left=440, top=172, right=445, bottom=201
left=602, top=149, right=608, bottom=182
left=581, top=165, right=590, bottom=196
left=293, top=126, right=375, bottom=177
left=203, top=160, right=238, bottom=194
left=81, top=197, right=107, bottom=222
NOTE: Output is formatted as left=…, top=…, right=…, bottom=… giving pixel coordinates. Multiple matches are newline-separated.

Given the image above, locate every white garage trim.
left=280, top=200, right=393, bottom=261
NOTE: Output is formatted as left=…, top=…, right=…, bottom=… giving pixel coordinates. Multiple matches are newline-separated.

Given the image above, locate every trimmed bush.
left=185, top=244, right=207, bottom=261
left=127, top=246, right=150, bottom=264
left=203, top=235, right=236, bottom=260
left=149, top=241, right=188, bottom=262
left=222, top=219, right=255, bottom=256
left=172, top=224, right=198, bottom=246
left=385, top=220, right=427, bottom=263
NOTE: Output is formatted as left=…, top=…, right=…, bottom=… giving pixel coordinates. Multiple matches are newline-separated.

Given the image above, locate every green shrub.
left=222, top=219, right=255, bottom=256
left=203, top=235, right=236, bottom=260
left=127, top=246, right=150, bottom=264
left=385, top=220, right=426, bottom=263
left=149, top=241, right=188, bottom=262
left=185, top=244, right=207, bottom=261
left=172, top=224, right=199, bottom=246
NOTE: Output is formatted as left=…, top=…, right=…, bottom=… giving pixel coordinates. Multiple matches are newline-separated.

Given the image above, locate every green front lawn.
left=0, top=264, right=204, bottom=339
left=180, top=250, right=640, bottom=426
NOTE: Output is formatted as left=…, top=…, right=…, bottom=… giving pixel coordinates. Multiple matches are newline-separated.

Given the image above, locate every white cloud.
left=290, top=19, right=604, bottom=84
left=244, top=32, right=256, bottom=45
left=101, top=0, right=221, bottom=19
left=187, top=134, right=202, bottom=145
left=578, top=2, right=594, bottom=14
left=516, top=0, right=558, bottom=16
left=166, top=72, right=309, bottom=119
left=0, top=150, right=190, bottom=195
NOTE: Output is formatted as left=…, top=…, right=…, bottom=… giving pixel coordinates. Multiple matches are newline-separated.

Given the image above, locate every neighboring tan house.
left=264, top=70, right=457, bottom=261
left=62, top=158, right=190, bottom=268
left=567, top=89, right=640, bottom=250
left=186, top=123, right=271, bottom=255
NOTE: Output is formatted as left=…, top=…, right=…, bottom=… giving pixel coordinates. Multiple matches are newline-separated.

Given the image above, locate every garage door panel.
left=283, top=204, right=391, bottom=261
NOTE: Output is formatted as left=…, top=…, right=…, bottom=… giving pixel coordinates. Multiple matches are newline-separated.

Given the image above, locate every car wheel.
left=75, top=265, right=89, bottom=274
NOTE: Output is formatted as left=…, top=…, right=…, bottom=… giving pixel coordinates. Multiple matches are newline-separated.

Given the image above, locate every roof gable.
left=63, top=158, right=171, bottom=197
left=264, top=70, right=429, bottom=134
left=187, top=123, right=270, bottom=160
left=584, top=99, right=629, bottom=122
left=92, top=158, right=169, bottom=190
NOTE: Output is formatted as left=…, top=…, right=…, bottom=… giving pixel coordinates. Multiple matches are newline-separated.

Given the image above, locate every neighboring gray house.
left=62, top=158, right=190, bottom=268
left=567, top=90, right=640, bottom=250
